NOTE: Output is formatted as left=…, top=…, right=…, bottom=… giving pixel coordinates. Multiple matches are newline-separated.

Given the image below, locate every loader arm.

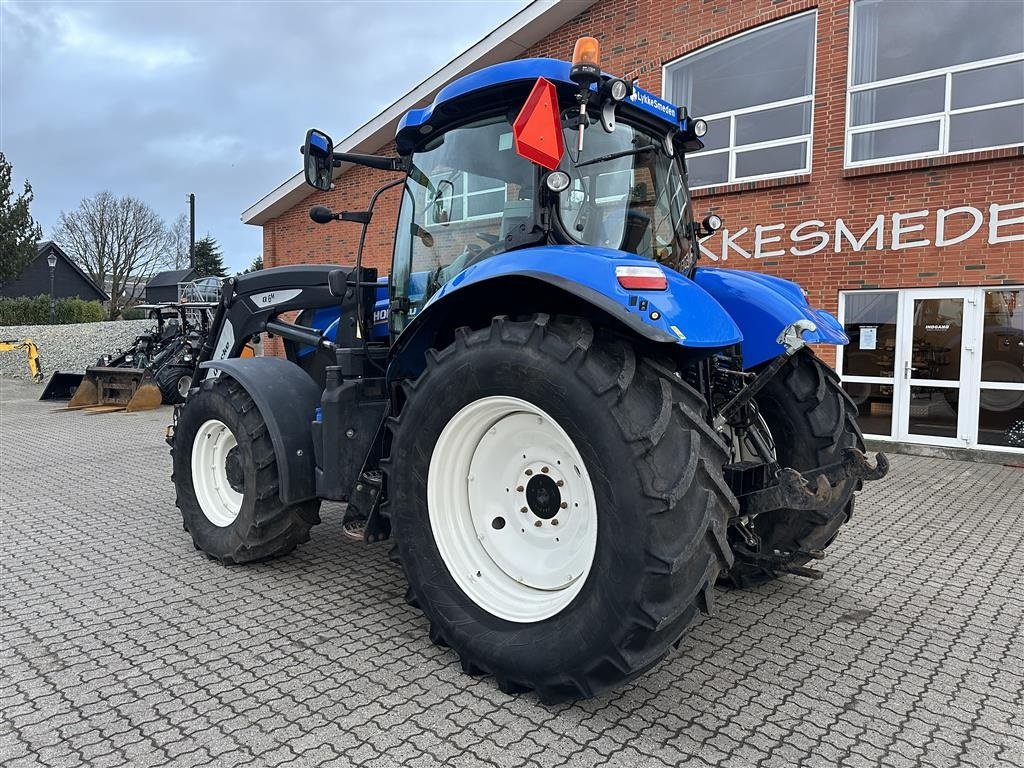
left=196, top=265, right=378, bottom=384
left=0, top=340, right=43, bottom=382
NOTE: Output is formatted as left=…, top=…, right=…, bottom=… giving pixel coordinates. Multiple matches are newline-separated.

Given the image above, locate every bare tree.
left=52, top=191, right=171, bottom=318
left=168, top=212, right=190, bottom=270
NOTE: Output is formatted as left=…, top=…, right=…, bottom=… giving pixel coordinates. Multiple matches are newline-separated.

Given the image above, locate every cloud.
left=52, top=8, right=198, bottom=71
left=0, top=0, right=530, bottom=270
left=147, top=133, right=245, bottom=167
left=2, top=2, right=198, bottom=72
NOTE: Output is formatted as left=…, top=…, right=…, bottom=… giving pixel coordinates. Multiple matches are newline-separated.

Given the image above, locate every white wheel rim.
left=191, top=419, right=243, bottom=527
left=427, top=396, right=597, bottom=623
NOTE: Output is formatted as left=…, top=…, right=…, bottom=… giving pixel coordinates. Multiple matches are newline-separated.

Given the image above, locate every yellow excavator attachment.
left=62, top=366, right=163, bottom=412
left=0, top=339, right=44, bottom=382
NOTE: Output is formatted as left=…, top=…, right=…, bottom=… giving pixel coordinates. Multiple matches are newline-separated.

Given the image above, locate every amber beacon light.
left=569, top=37, right=602, bottom=152
left=570, top=37, right=601, bottom=84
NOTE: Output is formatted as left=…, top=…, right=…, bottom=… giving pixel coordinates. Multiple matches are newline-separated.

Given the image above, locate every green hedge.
left=0, top=295, right=106, bottom=325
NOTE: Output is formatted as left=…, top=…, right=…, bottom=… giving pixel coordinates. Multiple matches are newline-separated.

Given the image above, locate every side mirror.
left=430, top=178, right=455, bottom=225
left=303, top=129, right=334, bottom=191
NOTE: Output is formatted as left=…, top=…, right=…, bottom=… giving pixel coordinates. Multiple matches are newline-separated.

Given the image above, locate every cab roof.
left=395, top=58, right=684, bottom=154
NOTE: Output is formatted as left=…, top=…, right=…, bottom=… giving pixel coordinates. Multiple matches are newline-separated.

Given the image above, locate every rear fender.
left=199, top=357, right=320, bottom=504
left=389, top=245, right=742, bottom=378
left=693, top=267, right=848, bottom=368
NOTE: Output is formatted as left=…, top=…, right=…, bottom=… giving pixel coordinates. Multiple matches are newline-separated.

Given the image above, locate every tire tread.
left=385, top=314, right=736, bottom=702
left=172, top=376, right=320, bottom=564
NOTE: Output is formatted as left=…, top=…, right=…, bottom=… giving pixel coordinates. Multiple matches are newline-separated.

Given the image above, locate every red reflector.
left=512, top=78, right=565, bottom=171
left=616, top=266, right=668, bottom=291
left=618, top=275, right=668, bottom=290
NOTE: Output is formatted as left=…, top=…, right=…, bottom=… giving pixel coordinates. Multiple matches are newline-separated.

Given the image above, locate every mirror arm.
left=298, top=147, right=408, bottom=172
left=331, top=152, right=406, bottom=172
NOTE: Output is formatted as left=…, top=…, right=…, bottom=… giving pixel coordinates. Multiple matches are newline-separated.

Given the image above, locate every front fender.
left=694, top=267, right=848, bottom=368
left=199, top=357, right=320, bottom=504
left=422, top=245, right=742, bottom=347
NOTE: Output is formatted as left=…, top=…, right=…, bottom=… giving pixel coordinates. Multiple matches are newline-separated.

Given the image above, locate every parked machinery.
left=0, top=339, right=43, bottom=382
left=169, top=38, right=888, bottom=701
left=41, top=302, right=220, bottom=410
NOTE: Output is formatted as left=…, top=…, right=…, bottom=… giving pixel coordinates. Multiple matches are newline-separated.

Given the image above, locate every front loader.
left=169, top=37, right=887, bottom=703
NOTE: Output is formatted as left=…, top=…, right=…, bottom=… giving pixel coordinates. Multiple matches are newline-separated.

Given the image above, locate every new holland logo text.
left=629, top=90, right=676, bottom=118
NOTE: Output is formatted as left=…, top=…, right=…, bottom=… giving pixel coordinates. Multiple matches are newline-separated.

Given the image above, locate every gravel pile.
left=0, top=320, right=154, bottom=379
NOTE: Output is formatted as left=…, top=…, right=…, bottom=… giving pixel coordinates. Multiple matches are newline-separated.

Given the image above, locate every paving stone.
left=2, top=377, right=1022, bottom=768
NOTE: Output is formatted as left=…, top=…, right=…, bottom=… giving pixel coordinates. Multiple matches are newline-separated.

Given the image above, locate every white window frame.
left=662, top=10, right=818, bottom=190
left=425, top=172, right=506, bottom=226
left=844, top=0, right=1024, bottom=168
left=838, top=286, right=1024, bottom=452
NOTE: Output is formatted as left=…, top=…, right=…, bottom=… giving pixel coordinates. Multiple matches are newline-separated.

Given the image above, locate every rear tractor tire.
left=172, top=376, right=321, bottom=564
left=720, top=350, right=863, bottom=588
left=384, top=315, right=736, bottom=702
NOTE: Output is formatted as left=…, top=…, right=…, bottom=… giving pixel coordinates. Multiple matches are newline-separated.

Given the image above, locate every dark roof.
left=147, top=268, right=199, bottom=288
left=37, top=241, right=110, bottom=301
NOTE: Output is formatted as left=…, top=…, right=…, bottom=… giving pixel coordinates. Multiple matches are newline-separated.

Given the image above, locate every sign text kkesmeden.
left=698, top=202, right=1024, bottom=261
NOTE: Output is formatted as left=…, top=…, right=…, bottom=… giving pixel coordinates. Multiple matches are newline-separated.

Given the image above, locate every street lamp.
left=46, top=252, right=57, bottom=323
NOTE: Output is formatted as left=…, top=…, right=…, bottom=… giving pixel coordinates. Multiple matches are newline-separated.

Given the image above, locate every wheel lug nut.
left=516, top=485, right=524, bottom=492
left=560, top=502, right=568, bottom=509
left=541, top=466, right=549, bottom=473
left=525, top=469, right=533, bottom=476
left=551, top=519, right=559, bottom=526
left=520, top=507, right=528, bottom=514
left=534, top=520, right=542, bottom=528
left=556, top=480, right=564, bottom=487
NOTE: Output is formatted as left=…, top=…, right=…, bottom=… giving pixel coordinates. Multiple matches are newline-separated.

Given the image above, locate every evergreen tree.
left=239, top=255, right=263, bottom=275
left=0, top=152, right=44, bottom=285
left=192, top=235, right=227, bottom=277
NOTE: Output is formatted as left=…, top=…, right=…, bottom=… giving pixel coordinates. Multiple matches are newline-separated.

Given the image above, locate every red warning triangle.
left=512, top=78, right=565, bottom=171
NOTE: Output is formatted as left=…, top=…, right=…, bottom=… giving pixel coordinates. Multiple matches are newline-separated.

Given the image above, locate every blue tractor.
left=170, top=38, right=887, bottom=702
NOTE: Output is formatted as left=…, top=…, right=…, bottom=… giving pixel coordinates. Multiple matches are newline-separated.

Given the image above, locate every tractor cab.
left=303, top=41, right=718, bottom=336
left=388, top=87, right=700, bottom=331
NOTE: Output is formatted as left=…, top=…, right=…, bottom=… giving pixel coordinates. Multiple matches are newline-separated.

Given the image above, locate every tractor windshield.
left=556, top=119, right=694, bottom=270
left=391, top=113, right=696, bottom=331
left=392, top=115, right=536, bottom=328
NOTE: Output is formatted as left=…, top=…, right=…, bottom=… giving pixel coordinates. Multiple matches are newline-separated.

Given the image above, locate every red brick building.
left=243, top=0, right=1023, bottom=453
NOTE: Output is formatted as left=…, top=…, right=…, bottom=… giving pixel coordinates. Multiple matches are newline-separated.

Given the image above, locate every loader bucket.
left=65, top=367, right=163, bottom=412
left=125, top=375, right=163, bottom=412
left=39, top=371, right=85, bottom=401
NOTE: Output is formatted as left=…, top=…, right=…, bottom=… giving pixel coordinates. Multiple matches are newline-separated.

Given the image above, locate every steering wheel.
left=459, top=237, right=507, bottom=271
left=426, top=236, right=507, bottom=296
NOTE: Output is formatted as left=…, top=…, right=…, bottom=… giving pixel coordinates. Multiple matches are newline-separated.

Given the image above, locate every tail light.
left=615, top=265, right=668, bottom=291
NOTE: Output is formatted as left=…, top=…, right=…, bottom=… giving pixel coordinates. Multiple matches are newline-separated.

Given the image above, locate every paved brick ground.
left=2, top=377, right=1023, bottom=768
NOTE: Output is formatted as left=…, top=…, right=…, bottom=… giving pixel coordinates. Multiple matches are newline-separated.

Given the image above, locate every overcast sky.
left=1, top=0, right=530, bottom=272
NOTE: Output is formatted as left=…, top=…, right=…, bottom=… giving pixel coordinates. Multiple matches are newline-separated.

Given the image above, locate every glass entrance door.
left=896, top=289, right=976, bottom=447
left=840, top=286, right=1024, bottom=452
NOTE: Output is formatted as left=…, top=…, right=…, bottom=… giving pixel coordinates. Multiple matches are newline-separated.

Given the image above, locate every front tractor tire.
left=384, top=315, right=736, bottom=702
left=721, top=350, right=864, bottom=588
left=172, top=376, right=321, bottom=564
left=156, top=364, right=194, bottom=405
